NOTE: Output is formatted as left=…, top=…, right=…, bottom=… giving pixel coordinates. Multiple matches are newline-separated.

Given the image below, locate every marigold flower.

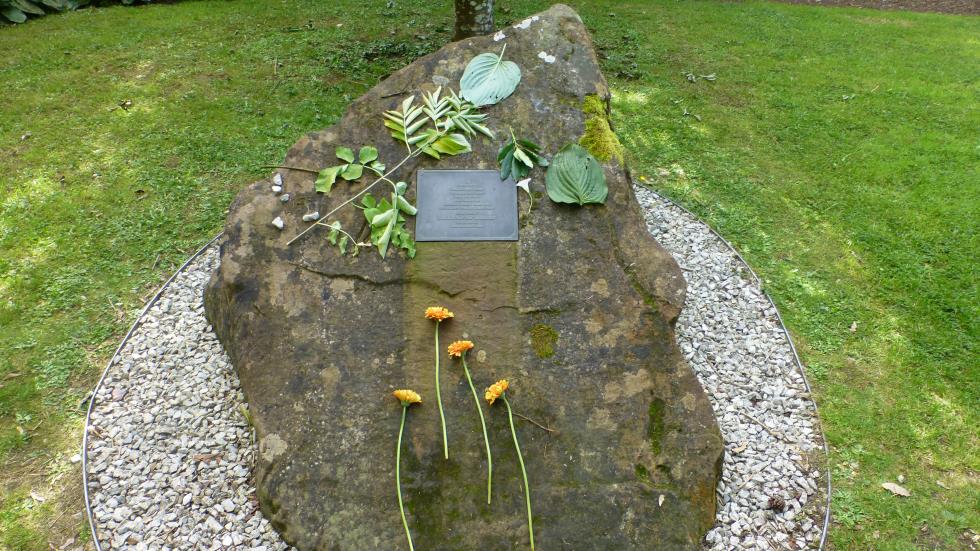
left=484, top=379, right=509, bottom=405
left=393, top=389, right=422, bottom=406
left=447, top=340, right=475, bottom=358
left=424, top=306, right=454, bottom=322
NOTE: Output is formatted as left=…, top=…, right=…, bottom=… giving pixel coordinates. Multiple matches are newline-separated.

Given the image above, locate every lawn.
left=0, top=0, right=976, bottom=549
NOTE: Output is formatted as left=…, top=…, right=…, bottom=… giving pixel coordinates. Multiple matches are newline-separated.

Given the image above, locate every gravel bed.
left=636, top=186, right=828, bottom=550
left=84, top=188, right=828, bottom=550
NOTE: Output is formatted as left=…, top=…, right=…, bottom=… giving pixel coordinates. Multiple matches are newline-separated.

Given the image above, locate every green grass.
left=0, top=1, right=976, bottom=549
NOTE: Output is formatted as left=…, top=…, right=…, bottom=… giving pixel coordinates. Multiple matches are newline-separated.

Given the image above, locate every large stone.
left=205, top=5, right=723, bottom=549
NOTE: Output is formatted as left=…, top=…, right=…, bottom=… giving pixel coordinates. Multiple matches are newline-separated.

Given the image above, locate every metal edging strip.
left=644, top=188, right=833, bottom=549
left=81, top=233, right=223, bottom=551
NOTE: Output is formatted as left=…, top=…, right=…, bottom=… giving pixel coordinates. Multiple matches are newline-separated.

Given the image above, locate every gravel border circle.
left=83, top=189, right=831, bottom=550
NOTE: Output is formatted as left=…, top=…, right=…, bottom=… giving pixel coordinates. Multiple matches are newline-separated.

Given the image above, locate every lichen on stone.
left=529, top=323, right=559, bottom=358
left=579, top=94, right=625, bottom=164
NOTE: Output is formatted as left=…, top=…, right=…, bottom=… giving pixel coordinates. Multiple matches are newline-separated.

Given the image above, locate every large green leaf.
left=335, top=146, right=355, bottom=163
left=1, top=6, right=27, bottom=22
left=545, top=143, right=607, bottom=206
left=358, top=146, right=378, bottom=164
left=340, top=163, right=363, bottom=181
left=459, top=45, right=521, bottom=107
left=315, top=166, right=342, bottom=194
left=11, top=0, right=44, bottom=14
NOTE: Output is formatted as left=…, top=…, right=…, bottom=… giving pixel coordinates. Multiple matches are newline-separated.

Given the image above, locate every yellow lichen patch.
left=579, top=94, right=625, bottom=164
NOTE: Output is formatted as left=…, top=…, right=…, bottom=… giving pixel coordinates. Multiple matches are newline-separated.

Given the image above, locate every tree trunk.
left=453, top=0, right=494, bottom=40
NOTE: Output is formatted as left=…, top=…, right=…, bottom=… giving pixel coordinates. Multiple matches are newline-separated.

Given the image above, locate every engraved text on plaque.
left=415, top=169, right=518, bottom=241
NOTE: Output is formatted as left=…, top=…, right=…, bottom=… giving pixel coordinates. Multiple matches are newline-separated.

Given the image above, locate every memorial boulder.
left=205, top=4, right=723, bottom=549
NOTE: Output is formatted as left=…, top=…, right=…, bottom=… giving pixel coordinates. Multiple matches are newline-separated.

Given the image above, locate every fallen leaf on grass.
left=881, top=482, right=911, bottom=497
left=732, top=442, right=747, bottom=454
left=30, top=490, right=45, bottom=503
left=936, top=480, right=949, bottom=489
left=658, top=495, right=665, bottom=507
left=849, top=321, right=858, bottom=332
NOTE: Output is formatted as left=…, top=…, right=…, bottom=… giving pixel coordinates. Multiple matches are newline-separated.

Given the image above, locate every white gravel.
left=636, top=186, right=827, bottom=550
left=84, top=188, right=828, bottom=550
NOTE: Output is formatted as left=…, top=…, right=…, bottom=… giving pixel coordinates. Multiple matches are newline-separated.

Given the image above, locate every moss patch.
left=528, top=323, right=558, bottom=358
left=648, top=398, right=666, bottom=455
left=579, top=94, right=625, bottom=164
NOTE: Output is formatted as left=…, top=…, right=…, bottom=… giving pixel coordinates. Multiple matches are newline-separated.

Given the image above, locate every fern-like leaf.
left=383, top=95, right=426, bottom=147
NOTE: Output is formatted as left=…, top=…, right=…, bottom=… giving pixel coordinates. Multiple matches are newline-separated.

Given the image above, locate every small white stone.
left=271, top=185, right=282, bottom=194
left=279, top=194, right=290, bottom=203
left=271, top=216, right=284, bottom=230
left=493, top=31, right=506, bottom=41
left=302, top=212, right=320, bottom=222
left=272, top=173, right=283, bottom=186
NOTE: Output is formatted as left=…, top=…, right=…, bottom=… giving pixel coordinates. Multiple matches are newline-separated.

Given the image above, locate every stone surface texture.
left=84, top=190, right=828, bottom=550
left=203, top=5, right=723, bottom=550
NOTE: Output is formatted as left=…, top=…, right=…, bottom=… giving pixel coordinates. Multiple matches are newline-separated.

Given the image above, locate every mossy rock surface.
left=204, top=4, right=722, bottom=549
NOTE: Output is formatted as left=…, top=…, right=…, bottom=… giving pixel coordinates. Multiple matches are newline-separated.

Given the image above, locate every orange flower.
left=447, top=340, right=475, bottom=358
left=424, top=306, right=454, bottom=322
left=393, top=389, right=422, bottom=406
left=484, top=379, right=509, bottom=405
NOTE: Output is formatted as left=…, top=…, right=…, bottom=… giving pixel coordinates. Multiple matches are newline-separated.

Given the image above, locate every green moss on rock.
left=579, top=94, right=625, bottom=164
left=648, top=398, right=666, bottom=455
left=529, top=323, right=559, bottom=358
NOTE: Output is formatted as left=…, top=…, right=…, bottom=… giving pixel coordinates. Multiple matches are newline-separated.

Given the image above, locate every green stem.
left=435, top=323, right=448, bottom=459
left=503, top=395, right=534, bottom=550
left=396, top=406, right=415, bottom=551
left=462, top=356, right=493, bottom=504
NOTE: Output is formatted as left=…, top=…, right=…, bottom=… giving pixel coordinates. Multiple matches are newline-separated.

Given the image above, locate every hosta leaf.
left=340, top=163, right=363, bottom=181
left=315, top=166, right=343, bottom=194
left=1, top=6, right=28, bottom=22
left=545, top=143, right=607, bottom=205
left=11, top=0, right=44, bottom=15
left=358, top=146, right=378, bottom=164
left=460, top=45, right=521, bottom=107
left=336, top=146, right=355, bottom=163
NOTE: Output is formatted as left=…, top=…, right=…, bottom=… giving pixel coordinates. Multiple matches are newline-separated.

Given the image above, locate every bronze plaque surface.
left=415, top=169, right=518, bottom=241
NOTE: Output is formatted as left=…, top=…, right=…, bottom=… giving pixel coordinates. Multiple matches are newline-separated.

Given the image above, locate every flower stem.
left=462, top=356, right=493, bottom=504
left=435, top=323, right=448, bottom=459
left=503, top=395, right=534, bottom=550
left=396, top=406, right=415, bottom=551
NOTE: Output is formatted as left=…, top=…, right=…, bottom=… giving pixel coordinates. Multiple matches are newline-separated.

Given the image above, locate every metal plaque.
left=415, top=169, right=518, bottom=242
